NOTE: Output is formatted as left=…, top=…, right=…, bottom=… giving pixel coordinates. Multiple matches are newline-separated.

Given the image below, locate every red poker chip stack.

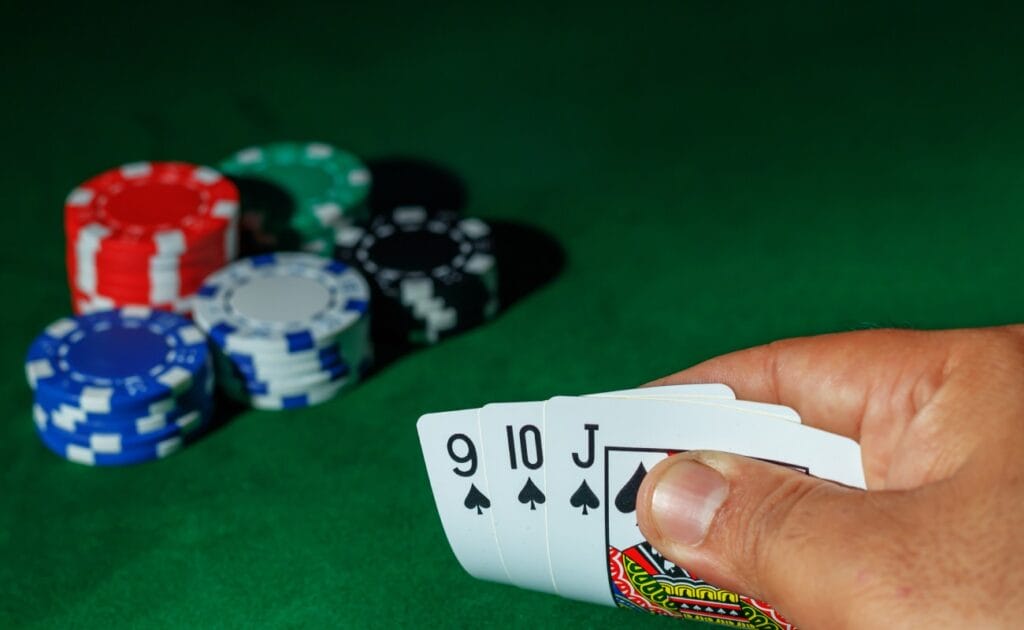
left=64, top=161, right=240, bottom=314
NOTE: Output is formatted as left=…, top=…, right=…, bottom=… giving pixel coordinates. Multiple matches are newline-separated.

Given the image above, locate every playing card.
left=417, top=409, right=508, bottom=585
left=478, top=402, right=556, bottom=594
left=592, top=385, right=801, bottom=423
left=632, top=398, right=801, bottom=424
left=594, top=384, right=736, bottom=400
left=543, top=396, right=864, bottom=624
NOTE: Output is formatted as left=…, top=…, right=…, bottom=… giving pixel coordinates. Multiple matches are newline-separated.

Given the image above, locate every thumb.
left=636, top=451, right=893, bottom=628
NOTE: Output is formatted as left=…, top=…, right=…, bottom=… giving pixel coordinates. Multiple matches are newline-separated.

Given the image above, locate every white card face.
left=592, top=385, right=801, bottom=424
left=543, top=396, right=864, bottom=618
left=593, top=384, right=736, bottom=400
left=417, top=409, right=509, bottom=585
left=619, top=397, right=802, bottom=424
left=722, top=400, right=801, bottom=423
left=478, top=403, right=557, bottom=594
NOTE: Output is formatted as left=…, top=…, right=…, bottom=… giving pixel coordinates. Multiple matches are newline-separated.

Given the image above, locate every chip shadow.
left=489, top=219, right=565, bottom=311
left=210, top=156, right=566, bottom=402
left=228, top=175, right=305, bottom=257
left=191, top=390, right=248, bottom=442
left=365, top=156, right=468, bottom=215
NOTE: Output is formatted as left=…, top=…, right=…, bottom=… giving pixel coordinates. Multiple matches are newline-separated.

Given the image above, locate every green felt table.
left=3, top=2, right=1024, bottom=628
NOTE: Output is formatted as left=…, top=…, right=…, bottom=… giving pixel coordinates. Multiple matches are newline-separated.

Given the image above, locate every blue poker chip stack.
left=24, top=307, right=215, bottom=466
left=191, top=252, right=371, bottom=410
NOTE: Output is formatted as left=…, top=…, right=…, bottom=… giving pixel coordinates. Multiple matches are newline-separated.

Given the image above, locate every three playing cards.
left=417, top=385, right=865, bottom=628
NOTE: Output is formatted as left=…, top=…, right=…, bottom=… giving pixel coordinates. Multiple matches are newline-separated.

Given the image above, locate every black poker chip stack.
left=333, top=206, right=498, bottom=346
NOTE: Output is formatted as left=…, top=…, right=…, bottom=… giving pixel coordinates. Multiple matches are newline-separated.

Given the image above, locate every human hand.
left=636, top=327, right=1024, bottom=629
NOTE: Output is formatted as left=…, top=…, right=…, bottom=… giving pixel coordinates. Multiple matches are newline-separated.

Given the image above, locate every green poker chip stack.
left=218, top=141, right=372, bottom=257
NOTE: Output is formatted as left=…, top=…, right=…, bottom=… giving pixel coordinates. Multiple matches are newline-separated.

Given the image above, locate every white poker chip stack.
left=192, top=252, right=371, bottom=410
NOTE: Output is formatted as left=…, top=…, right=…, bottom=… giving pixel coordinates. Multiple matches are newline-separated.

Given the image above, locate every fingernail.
left=651, top=459, right=729, bottom=546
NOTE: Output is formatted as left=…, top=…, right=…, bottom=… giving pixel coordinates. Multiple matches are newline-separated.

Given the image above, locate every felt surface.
left=3, top=2, right=1024, bottom=628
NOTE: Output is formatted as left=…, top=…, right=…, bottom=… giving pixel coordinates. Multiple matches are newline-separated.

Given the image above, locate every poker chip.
left=219, top=345, right=344, bottom=380
left=24, top=308, right=215, bottom=466
left=64, top=161, right=239, bottom=314
left=35, top=425, right=187, bottom=467
left=232, top=362, right=350, bottom=396
left=218, top=142, right=371, bottom=256
left=193, top=253, right=372, bottom=410
left=33, top=365, right=214, bottom=438
left=333, top=206, right=498, bottom=344
left=219, top=368, right=351, bottom=411
left=34, top=402, right=207, bottom=451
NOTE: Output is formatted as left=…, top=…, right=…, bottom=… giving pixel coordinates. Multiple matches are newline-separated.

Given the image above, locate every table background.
left=3, top=2, right=1024, bottom=628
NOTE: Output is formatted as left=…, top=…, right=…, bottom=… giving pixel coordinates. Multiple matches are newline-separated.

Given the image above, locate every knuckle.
left=961, top=327, right=1024, bottom=362
left=995, top=322, right=1024, bottom=344
left=949, top=328, right=1024, bottom=388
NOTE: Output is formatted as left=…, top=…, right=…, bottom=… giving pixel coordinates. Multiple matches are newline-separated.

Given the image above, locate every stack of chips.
left=24, top=308, right=214, bottom=466
left=64, top=161, right=239, bottom=315
left=192, top=253, right=372, bottom=410
left=334, top=206, right=498, bottom=345
left=218, top=142, right=372, bottom=257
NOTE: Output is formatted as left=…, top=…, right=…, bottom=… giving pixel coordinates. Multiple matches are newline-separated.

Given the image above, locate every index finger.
left=646, top=328, right=957, bottom=441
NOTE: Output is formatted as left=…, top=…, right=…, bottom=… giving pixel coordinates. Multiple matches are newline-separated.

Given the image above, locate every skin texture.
left=636, top=327, right=1024, bottom=629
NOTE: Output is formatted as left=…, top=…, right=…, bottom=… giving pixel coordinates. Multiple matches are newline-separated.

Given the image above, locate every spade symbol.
left=464, top=484, right=490, bottom=515
left=569, top=480, right=600, bottom=515
left=517, top=477, right=546, bottom=510
left=615, top=463, right=648, bottom=514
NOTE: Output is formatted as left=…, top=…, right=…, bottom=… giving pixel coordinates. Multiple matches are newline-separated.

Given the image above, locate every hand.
left=636, top=327, right=1024, bottom=629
